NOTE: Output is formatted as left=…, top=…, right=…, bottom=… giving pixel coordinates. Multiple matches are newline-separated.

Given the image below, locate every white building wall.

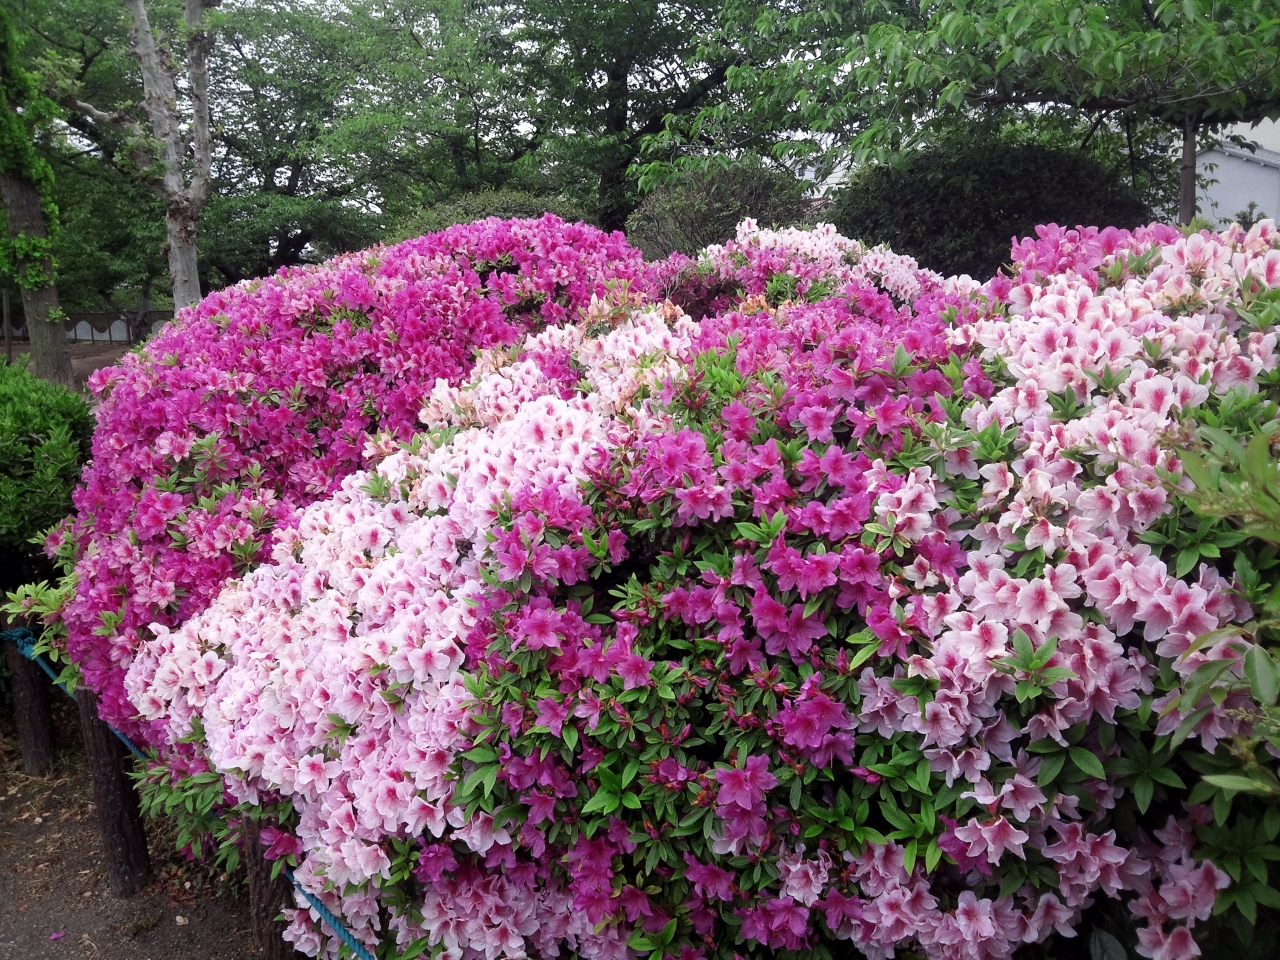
left=1197, top=118, right=1280, bottom=226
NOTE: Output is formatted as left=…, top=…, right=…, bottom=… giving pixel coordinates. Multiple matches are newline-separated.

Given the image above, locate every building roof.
left=1210, top=142, right=1280, bottom=170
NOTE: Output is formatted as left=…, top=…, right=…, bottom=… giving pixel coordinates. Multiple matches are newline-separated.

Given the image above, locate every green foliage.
left=683, top=0, right=1280, bottom=207
left=0, top=5, right=60, bottom=291
left=625, top=160, right=810, bottom=259
left=387, top=189, right=594, bottom=244
left=832, top=130, right=1153, bottom=277
left=0, top=358, right=90, bottom=560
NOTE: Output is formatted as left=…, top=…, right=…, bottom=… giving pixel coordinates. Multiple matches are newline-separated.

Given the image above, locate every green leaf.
left=1176, top=546, right=1201, bottom=578
left=658, top=918, right=678, bottom=948
left=1069, top=746, right=1106, bottom=779
left=1038, top=751, right=1066, bottom=786
left=1012, top=628, right=1034, bottom=664
left=1133, top=775, right=1154, bottom=813
left=1245, top=645, right=1280, bottom=706
left=1204, top=774, right=1277, bottom=797
left=582, top=790, right=620, bottom=814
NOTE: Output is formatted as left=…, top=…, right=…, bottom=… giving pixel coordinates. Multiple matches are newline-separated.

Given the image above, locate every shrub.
left=32, top=216, right=648, bottom=741
left=832, top=134, right=1153, bottom=278
left=120, top=218, right=1280, bottom=960
left=625, top=163, right=812, bottom=260
left=0, top=359, right=90, bottom=587
left=648, top=219, right=942, bottom=320
left=388, top=190, right=595, bottom=244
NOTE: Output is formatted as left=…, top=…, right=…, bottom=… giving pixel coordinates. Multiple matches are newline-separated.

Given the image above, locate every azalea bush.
left=106, top=216, right=1280, bottom=960
left=15, top=215, right=647, bottom=740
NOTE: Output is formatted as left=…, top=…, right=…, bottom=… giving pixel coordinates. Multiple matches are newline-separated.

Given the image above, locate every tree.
left=198, top=0, right=384, bottom=285
left=387, top=188, right=594, bottom=243
left=690, top=1, right=1280, bottom=225
left=49, top=140, right=168, bottom=338
left=63, top=0, right=219, bottom=307
left=512, top=0, right=741, bottom=231
left=0, top=7, right=72, bottom=388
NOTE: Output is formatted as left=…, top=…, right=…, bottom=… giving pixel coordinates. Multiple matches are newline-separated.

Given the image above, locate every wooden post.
left=243, top=817, right=304, bottom=958
left=3, top=639, right=54, bottom=775
left=76, top=686, right=151, bottom=895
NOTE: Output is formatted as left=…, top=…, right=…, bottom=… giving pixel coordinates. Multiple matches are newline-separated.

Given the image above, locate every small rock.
left=174, top=915, right=188, bottom=926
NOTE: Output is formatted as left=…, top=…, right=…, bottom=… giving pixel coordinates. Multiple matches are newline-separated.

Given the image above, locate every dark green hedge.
left=832, top=137, right=1153, bottom=278
left=0, top=359, right=90, bottom=586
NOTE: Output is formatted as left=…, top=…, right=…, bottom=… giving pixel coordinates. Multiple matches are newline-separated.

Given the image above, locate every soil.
left=0, top=691, right=256, bottom=959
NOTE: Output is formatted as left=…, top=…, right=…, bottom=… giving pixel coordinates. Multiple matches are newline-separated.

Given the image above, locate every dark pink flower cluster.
left=61, top=216, right=647, bottom=740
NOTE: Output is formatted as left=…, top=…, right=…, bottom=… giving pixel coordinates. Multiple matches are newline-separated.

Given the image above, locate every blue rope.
left=2, top=626, right=387, bottom=960
left=1, top=627, right=146, bottom=759
left=284, top=868, right=380, bottom=960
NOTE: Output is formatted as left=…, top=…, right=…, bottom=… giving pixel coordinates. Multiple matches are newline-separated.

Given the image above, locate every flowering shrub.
left=649, top=218, right=943, bottom=319
left=45, top=216, right=646, bottom=741
left=96, top=218, right=1280, bottom=959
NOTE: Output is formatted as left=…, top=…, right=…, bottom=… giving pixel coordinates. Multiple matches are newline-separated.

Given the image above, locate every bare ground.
left=0, top=694, right=255, bottom=960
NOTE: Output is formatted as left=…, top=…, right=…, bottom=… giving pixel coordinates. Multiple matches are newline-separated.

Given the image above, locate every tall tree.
left=199, top=0, right=384, bottom=285
left=708, top=0, right=1280, bottom=225
left=0, top=7, right=73, bottom=388
left=514, top=0, right=738, bottom=230
left=64, top=0, right=219, bottom=306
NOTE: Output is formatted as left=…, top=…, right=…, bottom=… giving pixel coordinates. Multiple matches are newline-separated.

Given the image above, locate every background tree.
left=61, top=0, right=220, bottom=307
left=10, top=0, right=168, bottom=330
left=713, top=0, right=1280, bottom=225
left=513, top=0, right=743, bottom=230
left=387, top=188, right=594, bottom=243
left=0, top=7, right=72, bottom=387
left=199, top=0, right=385, bottom=286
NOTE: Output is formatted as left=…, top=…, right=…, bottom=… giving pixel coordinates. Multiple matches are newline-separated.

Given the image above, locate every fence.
left=0, top=300, right=172, bottom=344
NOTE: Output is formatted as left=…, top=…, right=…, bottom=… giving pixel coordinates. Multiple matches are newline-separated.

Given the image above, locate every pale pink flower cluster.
left=125, top=310, right=696, bottom=959
left=649, top=218, right=944, bottom=311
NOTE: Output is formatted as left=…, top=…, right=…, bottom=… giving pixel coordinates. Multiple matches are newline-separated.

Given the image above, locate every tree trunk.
left=597, top=60, right=633, bottom=234
left=77, top=687, right=152, bottom=896
left=166, top=205, right=202, bottom=308
left=243, top=817, right=303, bottom=958
left=1179, top=114, right=1199, bottom=226
left=598, top=159, right=633, bottom=234
left=3, top=639, right=55, bottom=776
left=131, top=278, right=152, bottom=344
left=0, top=170, right=73, bottom=388
left=3, top=288, right=12, bottom=361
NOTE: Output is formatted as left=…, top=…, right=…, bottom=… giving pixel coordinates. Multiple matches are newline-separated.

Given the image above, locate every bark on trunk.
left=598, top=160, right=632, bottom=234
left=3, top=288, right=12, bottom=361
left=77, top=687, right=152, bottom=896
left=166, top=206, right=202, bottom=308
left=0, top=170, right=73, bottom=388
left=244, top=818, right=303, bottom=958
left=4, top=639, right=55, bottom=776
left=131, top=279, right=151, bottom=344
left=1179, top=114, right=1199, bottom=226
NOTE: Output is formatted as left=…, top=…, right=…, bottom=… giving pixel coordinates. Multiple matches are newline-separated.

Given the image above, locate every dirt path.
left=0, top=698, right=255, bottom=959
